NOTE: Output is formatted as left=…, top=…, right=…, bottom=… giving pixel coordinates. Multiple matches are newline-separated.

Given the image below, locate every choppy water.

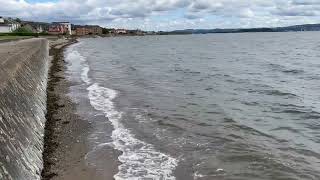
left=66, top=32, right=320, bottom=180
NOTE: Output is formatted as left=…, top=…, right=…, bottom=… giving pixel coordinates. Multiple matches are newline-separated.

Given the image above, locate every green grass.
left=0, top=36, right=31, bottom=40
left=13, top=27, right=33, bottom=33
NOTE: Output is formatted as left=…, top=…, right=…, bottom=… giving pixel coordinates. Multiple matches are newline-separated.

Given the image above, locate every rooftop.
left=52, top=22, right=70, bottom=24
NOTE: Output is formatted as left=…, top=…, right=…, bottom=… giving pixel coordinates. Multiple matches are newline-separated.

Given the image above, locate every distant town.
left=1, top=16, right=320, bottom=38
left=0, top=16, right=156, bottom=36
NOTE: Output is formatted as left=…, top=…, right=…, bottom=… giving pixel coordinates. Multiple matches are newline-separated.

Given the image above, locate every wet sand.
left=41, top=38, right=118, bottom=180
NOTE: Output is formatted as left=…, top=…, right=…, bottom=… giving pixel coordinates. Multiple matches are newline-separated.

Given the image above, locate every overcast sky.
left=1, top=0, right=320, bottom=30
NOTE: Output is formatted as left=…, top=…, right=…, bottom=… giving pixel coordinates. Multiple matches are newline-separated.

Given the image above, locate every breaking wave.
left=66, top=46, right=178, bottom=180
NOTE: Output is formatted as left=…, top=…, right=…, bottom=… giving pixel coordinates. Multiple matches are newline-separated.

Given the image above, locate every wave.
left=67, top=46, right=178, bottom=180
left=65, top=43, right=91, bottom=85
left=81, top=66, right=91, bottom=85
left=282, top=69, right=304, bottom=74
left=249, top=89, right=297, bottom=97
left=268, top=63, right=304, bottom=74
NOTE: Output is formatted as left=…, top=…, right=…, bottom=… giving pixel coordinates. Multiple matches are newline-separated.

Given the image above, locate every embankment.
left=0, top=39, right=49, bottom=180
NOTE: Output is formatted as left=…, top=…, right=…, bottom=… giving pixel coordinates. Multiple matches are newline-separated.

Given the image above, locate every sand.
left=41, top=38, right=117, bottom=180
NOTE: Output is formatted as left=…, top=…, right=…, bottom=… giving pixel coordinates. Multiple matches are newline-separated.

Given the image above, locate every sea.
left=65, top=32, right=320, bottom=180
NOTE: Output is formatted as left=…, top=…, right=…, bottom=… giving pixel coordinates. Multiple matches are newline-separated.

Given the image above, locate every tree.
left=13, top=27, right=33, bottom=33
left=15, top=18, right=22, bottom=23
left=102, top=28, right=113, bottom=34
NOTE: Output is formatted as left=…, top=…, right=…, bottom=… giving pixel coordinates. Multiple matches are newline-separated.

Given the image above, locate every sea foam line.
left=67, top=45, right=178, bottom=180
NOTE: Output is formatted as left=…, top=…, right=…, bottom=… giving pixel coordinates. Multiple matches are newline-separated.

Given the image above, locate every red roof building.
left=48, top=24, right=68, bottom=35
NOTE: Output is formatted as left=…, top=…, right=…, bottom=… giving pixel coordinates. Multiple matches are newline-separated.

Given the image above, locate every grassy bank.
left=0, top=36, right=32, bottom=40
left=0, top=27, right=50, bottom=41
left=0, top=33, right=53, bottom=42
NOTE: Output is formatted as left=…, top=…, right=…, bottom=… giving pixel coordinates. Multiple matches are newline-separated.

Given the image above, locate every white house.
left=0, top=25, right=11, bottom=33
left=0, top=17, right=20, bottom=33
left=115, top=29, right=127, bottom=34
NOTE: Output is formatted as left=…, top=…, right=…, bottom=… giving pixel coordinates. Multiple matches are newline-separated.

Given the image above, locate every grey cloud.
left=273, top=8, right=318, bottom=16
left=272, top=1, right=320, bottom=17
left=292, top=0, right=320, bottom=5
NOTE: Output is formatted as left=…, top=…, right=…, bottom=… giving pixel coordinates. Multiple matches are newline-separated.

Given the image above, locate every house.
left=48, top=23, right=68, bottom=35
left=76, top=27, right=89, bottom=36
left=56, top=22, right=71, bottom=35
left=0, top=17, right=21, bottom=33
left=75, top=25, right=102, bottom=36
left=88, top=25, right=102, bottom=35
left=115, top=29, right=127, bottom=34
left=0, top=23, right=10, bottom=33
left=34, top=24, right=43, bottom=33
left=49, top=22, right=71, bottom=35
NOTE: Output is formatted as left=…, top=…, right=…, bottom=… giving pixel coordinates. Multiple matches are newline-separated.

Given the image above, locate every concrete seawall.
left=0, top=39, right=49, bottom=180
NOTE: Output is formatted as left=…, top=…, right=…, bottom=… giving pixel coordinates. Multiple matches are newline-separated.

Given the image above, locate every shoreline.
left=41, top=38, right=95, bottom=180
left=41, top=37, right=120, bottom=180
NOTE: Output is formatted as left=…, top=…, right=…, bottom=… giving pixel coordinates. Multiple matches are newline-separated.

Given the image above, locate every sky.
left=1, top=0, right=320, bottom=31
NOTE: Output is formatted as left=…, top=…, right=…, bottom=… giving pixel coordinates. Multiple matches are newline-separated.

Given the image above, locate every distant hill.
left=163, top=24, right=320, bottom=35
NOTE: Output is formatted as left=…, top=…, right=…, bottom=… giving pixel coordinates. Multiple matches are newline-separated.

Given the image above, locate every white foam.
left=87, top=83, right=178, bottom=180
left=81, top=66, right=91, bottom=85
left=66, top=46, right=178, bottom=180
left=193, top=172, right=206, bottom=179
left=65, top=44, right=91, bottom=85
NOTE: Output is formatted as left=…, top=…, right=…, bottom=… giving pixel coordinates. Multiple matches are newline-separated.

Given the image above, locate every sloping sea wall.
left=0, top=39, right=49, bottom=180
